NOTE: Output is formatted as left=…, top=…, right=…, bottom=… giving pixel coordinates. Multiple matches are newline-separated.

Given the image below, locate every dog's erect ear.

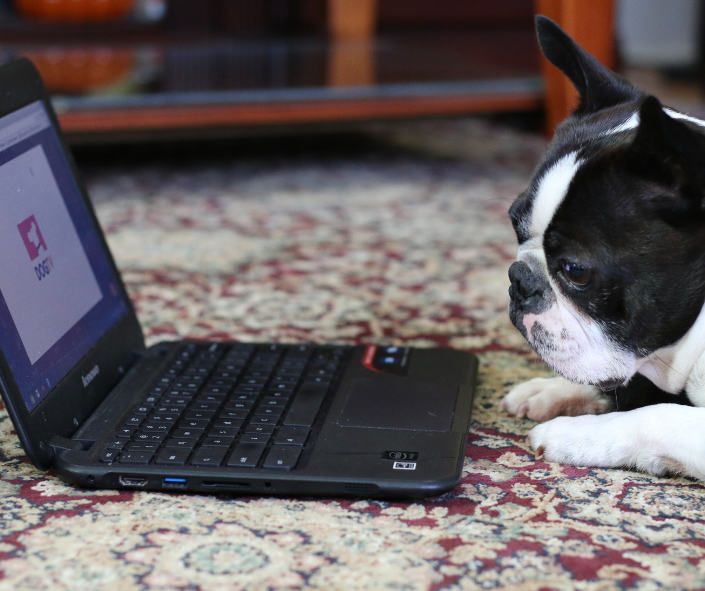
left=632, top=96, right=705, bottom=171
left=629, top=96, right=705, bottom=216
left=536, top=15, right=639, bottom=114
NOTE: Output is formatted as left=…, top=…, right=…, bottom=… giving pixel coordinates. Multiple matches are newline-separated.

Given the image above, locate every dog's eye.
left=561, top=261, right=592, bottom=288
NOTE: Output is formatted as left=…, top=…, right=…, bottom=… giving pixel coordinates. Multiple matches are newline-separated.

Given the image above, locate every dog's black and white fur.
left=502, top=16, right=705, bottom=481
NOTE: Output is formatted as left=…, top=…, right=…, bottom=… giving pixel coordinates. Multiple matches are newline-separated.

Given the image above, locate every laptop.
left=0, top=58, right=477, bottom=499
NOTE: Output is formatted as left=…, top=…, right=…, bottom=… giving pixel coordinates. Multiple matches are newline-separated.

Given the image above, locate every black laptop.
left=0, top=59, right=477, bottom=499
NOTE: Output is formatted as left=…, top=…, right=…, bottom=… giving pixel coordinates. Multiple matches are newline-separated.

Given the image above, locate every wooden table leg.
left=535, top=0, right=616, bottom=134
left=326, top=0, right=377, bottom=87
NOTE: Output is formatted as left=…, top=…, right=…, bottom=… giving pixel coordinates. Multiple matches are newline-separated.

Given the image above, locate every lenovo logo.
left=82, top=365, right=99, bottom=387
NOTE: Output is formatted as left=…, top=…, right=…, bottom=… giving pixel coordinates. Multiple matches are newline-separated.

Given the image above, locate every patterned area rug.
left=1, top=119, right=705, bottom=590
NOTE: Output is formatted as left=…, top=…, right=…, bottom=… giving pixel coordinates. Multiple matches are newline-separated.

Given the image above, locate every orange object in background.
left=22, top=48, right=135, bottom=93
left=15, top=0, right=135, bottom=22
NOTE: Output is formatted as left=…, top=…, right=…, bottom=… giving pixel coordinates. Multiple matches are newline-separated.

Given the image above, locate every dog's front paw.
left=528, top=414, right=617, bottom=467
left=500, top=377, right=608, bottom=421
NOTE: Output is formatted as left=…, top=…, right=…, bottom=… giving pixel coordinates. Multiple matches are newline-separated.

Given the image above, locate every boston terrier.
left=501, top=16, right=705, bottom=481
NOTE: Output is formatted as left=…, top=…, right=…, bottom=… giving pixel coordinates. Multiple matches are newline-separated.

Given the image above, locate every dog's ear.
left=536, top=15, right=639, bottom=114
left=629, top=96, right=705, bottom=216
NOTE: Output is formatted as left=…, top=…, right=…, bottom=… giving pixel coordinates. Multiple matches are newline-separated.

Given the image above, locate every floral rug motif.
left=1, top=119, right=704, bottom=590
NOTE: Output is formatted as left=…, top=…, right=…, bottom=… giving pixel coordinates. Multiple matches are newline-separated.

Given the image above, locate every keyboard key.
left=195, top=393, right=226, bottom=403
left=190, top=448, right=227, bottom=467
left=172, top=379, right=203, bottom=390
left=189, top=401, right=220, bottom=412
left=100, top=449, right=119, bottom=463
left=231, top=393, right=259, bottom=401
left=302, top=377, right=331, bottom=387
left=270, top=375, right=299, bottom=384
left=234, top=385, right=262, bottom=394
left=106, top=437, right=129, bottom=450
left=178, top=419, right=210, bottom=430
left=268, top=382, right=296, bottom=392
left=184, top=410, right=216, bottom=420
left=206, top=378, right=238, bottom=388
left=140, top=423, right=171, bottom=433
left=201, top=385, right=232, bottom=396
left=126, top=442, right=160, bottom=452
left=164, top=438, right=197, bottom=450
left=239, top=433, right=271, bottom=445
left=244, top=424, right=276, bottom=434
left=283, top=384, right=327, bottom=428
left=243, top=370, right=272, bottom=379
left=218, top=409, right=249, bottom=420
left=148, top=414, right=179, bottom=424
left=254, top=406, right=284, bottom=418
left=227, top=444, right=267, bottom=468
left=201, top=436, right=235, bottom=447
left=162, top=396, right=190, bottom=406
left=263, top=391, right=291, bottom=400
left=240, top=377, right=267, bottom=386
left=248, top=416, right=279, bottom=426
left=171, top=428, right=204, bottom=439
left=155, top=448, right=190, bottom=466
left=260, top=397, right=286, bottom=407
left=263, top=445, right=302, bottom=470
left=207, top=427, right=240, bottom=437
left=212, top=419, right=244, bottom=429
left=154, top=406, right=184, bottom=414
left=133, top=432, right=167, bottom=443
left=120, top=451, right=154, bottom=464
left=285, top=345, right=314, bottom=359
left=116, top=425, right=138, bottom=437
left=223, top=400, right=254, bottom=411
left=274, top=426, right=310, bottom=446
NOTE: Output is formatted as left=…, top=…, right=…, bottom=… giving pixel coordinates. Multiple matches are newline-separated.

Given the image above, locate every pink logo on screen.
left=17, top=215, right=47, bottom=261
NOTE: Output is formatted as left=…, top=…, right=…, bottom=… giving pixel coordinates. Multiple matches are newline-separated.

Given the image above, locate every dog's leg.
left=501, top=373, right=691, bottom=421
left=529, top=404, right=705, bottom=481
left=500, top=376, right=610, bottom=421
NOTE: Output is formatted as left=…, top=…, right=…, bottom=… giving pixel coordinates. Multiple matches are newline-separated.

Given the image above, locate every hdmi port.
left=202, top=480, right=250, bottom=489
left=119, top=476, right=148, bottom=487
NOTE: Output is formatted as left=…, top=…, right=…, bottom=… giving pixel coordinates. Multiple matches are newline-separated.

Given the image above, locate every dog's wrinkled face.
left=508, top=18, right=705, bottom=389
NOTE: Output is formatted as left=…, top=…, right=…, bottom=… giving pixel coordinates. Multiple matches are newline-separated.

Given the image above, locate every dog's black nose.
left=509, top=261, right=541, bottom=299
left=508, top=261, right=550, bottom=312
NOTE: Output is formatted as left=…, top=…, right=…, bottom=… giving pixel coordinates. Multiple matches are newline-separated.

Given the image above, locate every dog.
left=501, top=16, right=705, bottom=481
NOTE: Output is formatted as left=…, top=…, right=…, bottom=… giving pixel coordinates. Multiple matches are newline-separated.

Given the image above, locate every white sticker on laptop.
left=393, top=461, right=417, bottom=470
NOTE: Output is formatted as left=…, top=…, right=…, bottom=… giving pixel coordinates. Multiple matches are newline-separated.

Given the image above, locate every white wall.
left=617, top=0, right=701, bottom=67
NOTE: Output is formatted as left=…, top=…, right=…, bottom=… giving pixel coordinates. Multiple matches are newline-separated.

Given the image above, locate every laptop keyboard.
left=99, top=342, right=349, bottom=470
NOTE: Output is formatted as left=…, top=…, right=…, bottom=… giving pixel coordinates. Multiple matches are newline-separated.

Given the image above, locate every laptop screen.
left=0, top=100, right=128, bottom=412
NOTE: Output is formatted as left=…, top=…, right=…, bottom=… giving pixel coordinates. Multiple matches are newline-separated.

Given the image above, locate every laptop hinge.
left=49, top=435, right=84, bottom=454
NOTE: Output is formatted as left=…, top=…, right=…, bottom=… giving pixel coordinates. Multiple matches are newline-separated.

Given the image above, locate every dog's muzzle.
left=508, top=261, right=552, bottom=315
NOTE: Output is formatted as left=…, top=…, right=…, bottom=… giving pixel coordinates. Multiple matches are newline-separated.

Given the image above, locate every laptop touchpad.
left=338, top=378, right=457, bottom=431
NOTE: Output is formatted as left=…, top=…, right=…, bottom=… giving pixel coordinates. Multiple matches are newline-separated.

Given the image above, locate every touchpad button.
left=338, top=378, right=457, bottom=431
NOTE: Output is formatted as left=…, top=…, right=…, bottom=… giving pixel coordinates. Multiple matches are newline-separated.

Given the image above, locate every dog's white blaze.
left=517, top=152, right=582, bottom=269
left=529, top=152, right=582, bottom=240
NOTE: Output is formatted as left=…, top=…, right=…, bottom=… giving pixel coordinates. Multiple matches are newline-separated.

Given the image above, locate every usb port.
left=119, top=476, right=148, bottom=487
left=163, top=477, right=187, bottom=488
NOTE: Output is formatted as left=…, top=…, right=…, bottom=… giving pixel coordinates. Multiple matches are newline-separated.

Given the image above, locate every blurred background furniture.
left=0, top=0, right=615, bottom=142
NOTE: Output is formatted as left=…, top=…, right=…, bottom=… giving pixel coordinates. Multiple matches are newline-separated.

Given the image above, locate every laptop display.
left=0, top=100, right=127, bottom=412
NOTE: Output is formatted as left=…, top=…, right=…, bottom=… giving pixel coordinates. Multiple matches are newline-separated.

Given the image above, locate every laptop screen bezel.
left=0, top=59, right=145, bottom=469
